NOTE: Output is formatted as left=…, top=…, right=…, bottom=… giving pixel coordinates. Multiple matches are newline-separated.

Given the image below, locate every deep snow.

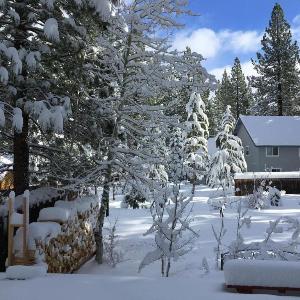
left=1, top=185, right=300, bottom=299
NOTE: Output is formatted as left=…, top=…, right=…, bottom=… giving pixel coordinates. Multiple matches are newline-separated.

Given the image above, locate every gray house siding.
left=257, top=146, right=300, bottom=172
left=235, top=124, right=260, bottom=171
left=236, top=123, right=300, bottom=172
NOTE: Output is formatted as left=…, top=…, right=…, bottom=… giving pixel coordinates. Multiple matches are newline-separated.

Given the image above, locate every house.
left=234, top=115, right=300, bottom=172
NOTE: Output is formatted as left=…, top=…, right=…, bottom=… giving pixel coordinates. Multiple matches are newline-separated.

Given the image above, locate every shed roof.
left=235, top=115, right=300, bottom=146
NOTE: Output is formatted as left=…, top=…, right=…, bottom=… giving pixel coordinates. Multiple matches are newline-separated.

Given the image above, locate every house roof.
left=235, top=115, right=300, bottom=146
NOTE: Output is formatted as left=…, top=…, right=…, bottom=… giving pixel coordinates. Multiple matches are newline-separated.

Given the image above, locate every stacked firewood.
left=36, top=202, right=99, bottom=273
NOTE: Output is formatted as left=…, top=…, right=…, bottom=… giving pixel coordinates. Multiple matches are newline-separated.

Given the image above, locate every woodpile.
left=36, top=203, right=99, bottom=273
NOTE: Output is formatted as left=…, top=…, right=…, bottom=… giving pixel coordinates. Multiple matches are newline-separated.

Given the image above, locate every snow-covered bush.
left=223, top=216, right=300, bottom=266
left=267, top=186, right=282, bottom=206
left=103, top=219, right=123, bottom=268
left=139, top=186, right=198, bottom=277
left=123, top=188, right=147, bottom=209
left=247, top=180, right=269, bottom=209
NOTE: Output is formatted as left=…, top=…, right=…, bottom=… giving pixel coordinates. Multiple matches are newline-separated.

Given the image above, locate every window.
left=271, top=168, right=281, bottom=172
left=266, top=146, right=279, bottom=157
left=245, top=146, right=250, bottom=156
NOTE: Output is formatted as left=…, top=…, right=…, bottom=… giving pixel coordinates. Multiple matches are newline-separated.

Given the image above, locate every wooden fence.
left=235, top=177, right=300, bottom=196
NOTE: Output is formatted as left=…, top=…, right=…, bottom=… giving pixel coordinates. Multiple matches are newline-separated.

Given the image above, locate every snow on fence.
left=234, top=172, right=300, bottom=195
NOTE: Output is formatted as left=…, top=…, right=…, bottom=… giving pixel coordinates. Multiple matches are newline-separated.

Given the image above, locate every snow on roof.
left=237, top=115, right=300, bottom=146
left=235, top=171, right=300, bottom=180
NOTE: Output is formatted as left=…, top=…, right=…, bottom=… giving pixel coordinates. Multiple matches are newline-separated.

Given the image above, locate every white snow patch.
left=6, top=265, right=47, bottom=280
left=38, top=207, right=73, bottom=222
left=44, top=18, right=60, bottom=42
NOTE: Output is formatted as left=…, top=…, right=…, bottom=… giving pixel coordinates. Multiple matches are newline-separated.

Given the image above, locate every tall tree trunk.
left=277, top=82, right=283, bottom=116
left=13, top=111, right=29, bottom=196
left=94, top=160, right=112, bottom=264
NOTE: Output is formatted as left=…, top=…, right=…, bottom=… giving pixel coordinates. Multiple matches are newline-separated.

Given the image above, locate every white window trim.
left=266, top=146, right=279, bottom=157
left=271, top=168, right=282, bottom=172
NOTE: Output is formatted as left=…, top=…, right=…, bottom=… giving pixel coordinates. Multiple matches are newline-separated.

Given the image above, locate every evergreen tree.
left=251, top=3, right=300, bottom=116
left=230, top=57, right=251, bottom=119
left=213, top=70, right=234, bottom=126
left=216, top=106, right=247, bottom=174
left=207, top=106, right=246, bottom=195
left=185, top=92, right=209, bottom=194
left=0, top=0, right=111, bottom=195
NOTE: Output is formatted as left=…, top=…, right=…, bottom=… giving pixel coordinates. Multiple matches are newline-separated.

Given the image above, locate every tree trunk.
left=94, top=161, right=112, bottom=264
left=13, top=111, right=29, bottom=196
left=277, top=82, right=283, bottom=116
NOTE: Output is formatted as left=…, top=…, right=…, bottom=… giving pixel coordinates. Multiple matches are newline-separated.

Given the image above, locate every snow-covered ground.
left=1, top=185, right=300, bottom=300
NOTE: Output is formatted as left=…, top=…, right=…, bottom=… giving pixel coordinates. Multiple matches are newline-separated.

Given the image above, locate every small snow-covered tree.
left=185, top=92, right=209, bottom=194
left=168, top=127, right=186, bottom=185
left=207, top=106, right=246, bottom=194
left=139, top=185, right=198, bottom=277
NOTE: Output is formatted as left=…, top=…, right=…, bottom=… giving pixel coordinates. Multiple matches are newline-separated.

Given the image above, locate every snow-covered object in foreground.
left=6, top=265, right=47, bottom=280
left=224, top=259, right=300, bottom=288
left=14, top=222, right=61, bottom=253
left=38, top=207, right=74, bottom=222
left=44, top=18, right=60, bottom=42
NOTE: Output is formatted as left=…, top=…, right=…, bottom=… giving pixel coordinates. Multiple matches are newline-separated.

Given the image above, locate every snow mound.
left=224, top=259, right=300, bottom=288
left=6, top=265, right=47, bottom=280
left=0, top=187, right=63, bottom=217
left=54, top=195, right=100, bottom=215
left=10, top=212, right=23, bottom=225
left=14, top=222, right=61, bottom=252
left=38, top=207, right=73, bottom=222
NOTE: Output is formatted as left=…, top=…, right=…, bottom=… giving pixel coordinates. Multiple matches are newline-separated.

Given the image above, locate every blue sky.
left=172, top=0, right=300, bottom=80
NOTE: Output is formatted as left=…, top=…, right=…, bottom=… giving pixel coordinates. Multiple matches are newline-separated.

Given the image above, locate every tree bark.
left=13, top=112, right=29, bottom=196
left=94, top=160, right=112, bottom=264
left=277, top=82, right=283, bottom=116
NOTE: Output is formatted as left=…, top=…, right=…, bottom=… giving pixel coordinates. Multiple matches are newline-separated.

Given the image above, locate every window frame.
left=266, top=146, right=279, bottom=157
left=245, top=146, right=250, bottom=156
left=271, top=168, right=282, bottom=172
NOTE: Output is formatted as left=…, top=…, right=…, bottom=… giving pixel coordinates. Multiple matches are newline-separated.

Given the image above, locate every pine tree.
left=0, top=1, right=112, bottom=195
left=251, top=3, right=300, bottom=116
left=185, top=92, right=209, bottom=194
left=230, top=57, right=251, bottom=119
left=168, top=127, right=186, bottom=184
left=207, top=106, right=246, bottom=194
left=213, top=70, right=234, bottom=126
left=216, top=106, right=247, bottom=174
